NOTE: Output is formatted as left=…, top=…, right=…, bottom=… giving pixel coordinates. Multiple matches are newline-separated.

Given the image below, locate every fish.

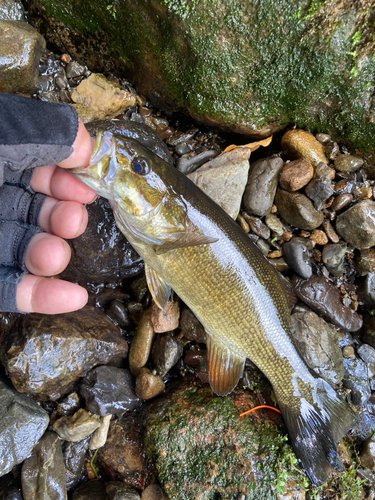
left=72, top=128, right=356, bottom=486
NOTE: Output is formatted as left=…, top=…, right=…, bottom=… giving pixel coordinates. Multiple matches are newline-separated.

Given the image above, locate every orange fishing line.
left=239, top=405, right=281, bottom=417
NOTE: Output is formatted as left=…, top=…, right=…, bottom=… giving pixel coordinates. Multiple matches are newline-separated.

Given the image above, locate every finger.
left=38, top=198, right=88, bottom=238
left=24, top=233, right=71, bottom=276
left=31, top=165, right=97, bottom=204
left=16, top=274, right=88, bottom=314
left=59, top=119, right=96, bottom=170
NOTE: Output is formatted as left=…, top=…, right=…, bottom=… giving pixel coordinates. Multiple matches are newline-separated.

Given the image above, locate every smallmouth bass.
left=72, top=127, right=355, bottom=486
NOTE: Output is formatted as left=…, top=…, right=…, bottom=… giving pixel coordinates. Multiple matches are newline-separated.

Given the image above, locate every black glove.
left=0, top=94, right=79, bottom=312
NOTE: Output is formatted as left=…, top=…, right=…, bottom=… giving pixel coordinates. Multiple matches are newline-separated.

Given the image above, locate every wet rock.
left=63, top=437, right=90, bottom=490
left=321, top=242, right=347, bottom=276
left=71, top=73, right=137, bottom=122
left=175, top=142, right=192, bottom=156
left=129, top=308, right=154, bottom=375
left=72, top=480, right=107, bottom=500
left=289, top=312, right=344, bottom=385
left=281, top=129, right=328, bottom=167
left=336, top=200, right=375, bottom=249
left=243, top=156, right=284, bottom=216
left=21, top=432, right=66, bottom=500
left=151, top=332, right=184, bottom=377
left=151, top=300, right=180, bottom=333
left=325, top=141, right=340, bottom=161
left=142, top=484, right=166, bottom=500
left=282, top=237, right=312, bottom=279
left=279, top=158, right=313, bottom=191
left=52, top=408, right=101, bottom=442
left=265, top=213, right=284, bottom=237
left=89, top=415, right=112, bottom=450
left=334, top=154, right=364, bottom=173
left=105, top=300, right=131, bottom=329
left=65, top=60, right=86, bottom=79
left=106, top=482, right=141, bottom=500
left=237, top=213, right=250, bottom=232
left=343, top=358, right=371, bottom=406
left=98, top=412, right=156, bottom=490
left=130, top=275, right=149, bottom=302
left=0, top=0, right=25, bottom=20
left=0, top=378, right=49, bottom=477
left=180, top=308, right=206, bottom=343
left=128, top=302, right=144, bottom=325
left=0, top=20, right=46, bottom=92
left=358, top=273, right=375, bottom=307
left=256, top=238, right=270, bottom=255
left=61, top=197, right=143, bottom=286
left=309, top=229, right=328, bottom=246
left=331, top=193, right=353, bottom=212
left=275, top=188, right=324, bottom=230
left=80, top=366, right=140, bottom=416
left=187, top=148, right=250, bottom=219
left=177, top=150, right=218, bottom=174
left=316, top=133, right=331, bottom=144
left=342, top=346, right=356, bottom=359
left=357, top=344, right=375, bottom=379
left=135, top=368, right=165, bottom=400
left=292, top=275, right=363, bottom=332
left=304, top=177, right=334, bottom=210
left=57, top=392, right=81, bottom=417
left=360, top=436, right=375, bottom=470
left=242, top=213, right=271, bottom=239
left=322, top=219, right=340, bottom=244
left=314, top=162, right=335, bottom=180
left=362, top=316, right=375, bottom=349
left=0, top=307, right=128, bottom=400
left=355, top=249, right=375, bottom=277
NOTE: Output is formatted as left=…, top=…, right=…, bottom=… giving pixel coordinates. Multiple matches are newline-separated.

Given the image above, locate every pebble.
left=89, top=415, right=112, bottom=450
left=268, top=249, right=282, bottom=258
left=281, top=129, right=328, bottom=167
left=309, top=229, right=328, bottom=246
left=80, top=366, right=141, bottom=416
left=256, top=238, right=270, bottom=255
left=128, top=302, right=144, bottom=325
left=105, top=299, right=131, bottom=328
left=166, top=128, right=198, bottom=146
left=129, top=308, right=154, bottom=375
left=282, top=231, right=293, bottom=241
left=334, top=154, right=364, bottom=173
left=151, top=332, right=184, bottom=377
left=52, top=409, right=101, bottom=442
left=322, top=219, right=340, bottom=243
left=314, top=162, right=335, bottom=180
left=358, top=273, right=375, bottom=307
left=180, top=308, right=206, bottom=343
left=292, top=274, right=363, bottom=332
left=305, top=177, right=334, bottom=210
left=135, top=367, right=165, bottom=400
left=357, top=344, right=375, bottom=378
left=315, top=133, right=331, bottom=144
left=321, top=242, right=347, bottom=276
left=325, top=141, right=340, bottom=160
left=175, top=142, right=192, bottom=156
left=269, top=257, right=290, bottom=273
left=342, top=346, right=356, bottom=359
left=178, top=150, right=219, bottom=174
left=282, top=237, right=312, bottom=279
left=343, top=358, right=371, bottom=406
left=57, top=392, right=81, bottom=417
left=63, top=437, right=91, bottom=490
left=106, top=483, right=141, bottom=500
left=335, top=179, right=356, bottom=196
left=131, top=276, right=149, bottom=302
left=359, top=436, right=375, bottom=470
left=355, top=248, right=375, bottom=276
left=275, top=188, right=324, bottom=230
left=243, top=156, right=284, bottom=216
left=151, top=300, right=180, bottom=333
left=279, top=158, right=314, bottom=191
left=331, top=193, right=353, bottom=211
left=336, top=199, right=375, bottom=249
left=237, top=213, right=250, bottom=232
left=66, top=60, right=86, bottom=79
left=265, top=213, right=284, bottom=237
left=142, top=484, right=166, bottom=500
left=242, top=213, right=271, bottom=239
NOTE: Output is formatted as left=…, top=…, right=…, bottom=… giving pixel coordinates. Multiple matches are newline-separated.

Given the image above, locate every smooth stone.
left=331, top=193, right=353, bottom=212
left=334, top=154, right=364, bottom=172
left=281, top=129, right=328, bottom=167
left=129, top=308, right=154, bottom=375
left=342, top=346, right=356, bottom=359
left=151, top=300, right=180, bottom=333
left=315, top=133, right=331, bottom=144
left=0, top=20, right=45, bottom=92
left=130, top=275, right=149, bottom=302
left=65, top=60, right=86, bottom=78
left=279, top=158, right=314, bottom=191
left=184, top=348, right=208, bottom=372
left=336, top=200, right=375, bottom=249
left=55, top=74, right=69, bottom=89
left=282, top=237, right=312, bottom=279
left=355, top=248, right=375, bottom=276
left=0, top=306, right=128, bottom=400
left=0, top=378, right=49, bottom=477
left=289, top=311, right=344, bottom=385
left=175, top=141, right=192, bottom=156
left=127, top=302, right=144, bottom=325
left=180, top=308, right=206, bottom=343
left=314, top=162, right=335, bottom=180
left=256, top=238, right=270, bottom=255
left=243, top=214, right=271, bottom=239
left=275, top=188, right=324, bottom=230
left=106, top=482, right=141, bottom=500
left=72, top=480, right=107, bottom=500
left=343, top=358, right=371, bottom=406
left=151, top=332, right=184, bottom=377
left=105, top=300, right=131, bottom=329
left=322, top=219, right=340, bottom=244
left=304, top=177, right=334, bottom=210
left=187, top=148, right=250, bottom=219
left=80, top=366, right=140, bottom=416
left=63, top=437, right=91, bottom=490
left=243, top=156, right=284, bottom=216
left=135, top=367, right=165, bottom=400
left=89, top=415, right=112, bottom=450
left=357, top=273, right=375, bottom=307
left=98, top=413, right=156, bottom=489
left=178, top=149, right=218, bottom=174
left=265, top=213, right=284, bottom=237
left=142, top=484, right=166, bottom=500
left=292, top=274, right=363, bottom=332
left=321, top=242, right=347, bottom=276
left=357, top=344, right=375, bottom=378
left=53, top=409, right=101, bottom=442
left=309, top=229, right=328, bottom=246
left=56, top=392, right=81, bottom=417
left=360, top=437, right=375, bottom=470
left=21, top=432, right=66, bottom=500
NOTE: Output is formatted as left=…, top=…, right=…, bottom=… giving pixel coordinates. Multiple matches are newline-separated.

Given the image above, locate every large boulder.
left=29, top=0, right=375, bottom=150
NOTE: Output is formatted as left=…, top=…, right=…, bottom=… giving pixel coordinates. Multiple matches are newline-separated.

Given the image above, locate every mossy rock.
left=29, top=0, right=375, bottom=149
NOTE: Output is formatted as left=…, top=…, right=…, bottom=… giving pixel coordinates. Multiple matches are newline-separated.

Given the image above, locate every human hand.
left=15, top=120, right=97, bottom=314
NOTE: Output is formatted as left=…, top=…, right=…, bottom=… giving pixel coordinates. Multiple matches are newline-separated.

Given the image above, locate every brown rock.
left=331, top=194, right=353, bottom=212
left=135, top=368, right=165, bottom=400
left=279, top=158, right=314, bottom=191
left=322, top=219, right=340, bottom=244
left=52, top=409, right=101, bottom=442
left=342, top=346, right=356, bottom=359
left=275, top=188, right=324, bottom=230
left=151, top=300, right=180, bottom=333
left=309, top=229, right=328, bottom=246
left=281, top=129, right=328, bottom=167
left=142, top=484, right=166, bottom=500
left=129, top=308, right=154, bottom=375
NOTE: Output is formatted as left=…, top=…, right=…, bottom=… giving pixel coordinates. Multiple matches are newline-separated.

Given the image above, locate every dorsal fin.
left=145, top=263, right=171, bottom=311
left=206, top=333, right=246, bottom=396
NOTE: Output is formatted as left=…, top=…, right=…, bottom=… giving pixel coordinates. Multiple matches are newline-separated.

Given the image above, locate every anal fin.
left=145, top=263, right=171, bottom=311
left=206, top=333, right=246, bottom=396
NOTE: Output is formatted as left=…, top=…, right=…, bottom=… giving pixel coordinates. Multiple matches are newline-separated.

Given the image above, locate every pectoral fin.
left=145, top=263, right=171, bottom=311
left=206, top=333, right=246, bottom=396
left=155, top=232, right=218, bottom=255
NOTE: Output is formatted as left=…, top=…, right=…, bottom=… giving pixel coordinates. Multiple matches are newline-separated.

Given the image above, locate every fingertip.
left=25, top=233, right=71, bottom=276
left=57, top=119, right=95, bottom=170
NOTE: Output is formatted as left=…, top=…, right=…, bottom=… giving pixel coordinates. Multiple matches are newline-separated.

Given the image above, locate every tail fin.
left=278, top=378, right=356, bottom=486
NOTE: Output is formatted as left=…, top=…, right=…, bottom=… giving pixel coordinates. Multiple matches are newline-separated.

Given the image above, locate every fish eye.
left=131, top=158, right=148, bottom=175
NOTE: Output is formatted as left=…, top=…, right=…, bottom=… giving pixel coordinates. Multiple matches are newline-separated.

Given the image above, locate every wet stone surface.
left=63, top=437, right=90, bottom=490
left=282, top=237, right=312, bottom=279
left=275, top=188, right=324, bottom=230
left=150, top=332, right=184, bottom=378
left=335, top=199, right=375, bottom=250
left=321, top=242, right=347, bottom=277
left=281, top=129, right=328, bottom=167
left=343, top=358, right=371, bottom=406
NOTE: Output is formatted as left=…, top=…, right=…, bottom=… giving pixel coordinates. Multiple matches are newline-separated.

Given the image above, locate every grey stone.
left=357, top=344, right=375, bottom=379
left=63, top=437, right=90, bottom=490
left=282, top=237, right=312, bottom=279
left=355, top=249, right=375, bottom=277
left=275, top=188, right=324, bottom=230
left=265, top=213, right=284, bottom=237
left=321, top=242, right=347, bottom=277
left=305, top=177, right=334, bottom=210
left=336, top=200, right=375, bottom=249
left=0, top=378, right=49, bottom=477
left=343, top=358, right=371, bottom=406
left=358, top=273, right=375, bottom=307
left=175, top=142, right=191, bottom=156
left=52, top=409, right=101, bottom=442
left=180, top=308, right=206, bottom=343
left=178, top=149, right=218, bottom=174
left=0, top=0, right=25, bottom=21
left=243, top=156, right=284, bottom=216
left=65, top=60, right=86, bottom=78
left=151, top=332, right=184, bottom=377
left=80, top=365, right=141, bottom=416
left=334, top=154, right=364, bottom=173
